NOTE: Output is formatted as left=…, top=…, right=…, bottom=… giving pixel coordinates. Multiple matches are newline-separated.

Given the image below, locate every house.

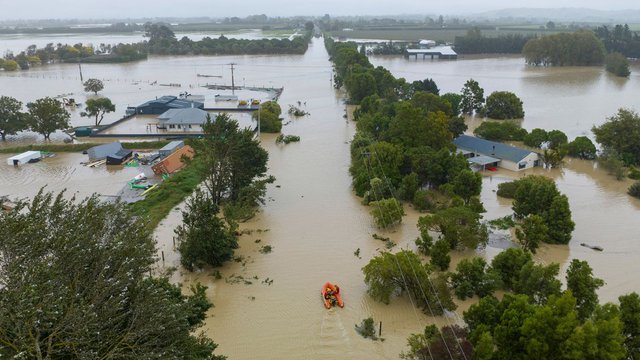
left=129, top=96, right=204, bottom=115
left=418, top=39, right=436, bottom=49
left=7, top=151, right=41, bottom=166
left=152, top=145, right=195, bottom=175
left=453, top=135, right=540, bottom=171
left=87, top=142, right=123, bottom=161
left=159, top=140, right=184, bottom=158
left=157, top=108, right=210, bottom=131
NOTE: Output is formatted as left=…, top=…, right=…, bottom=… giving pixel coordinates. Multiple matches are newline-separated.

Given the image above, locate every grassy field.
left=172, top=23, right=295, bottom=32
left=0, top=141, right=171, bottom=154
left=129, top=156, right=204, bottom=230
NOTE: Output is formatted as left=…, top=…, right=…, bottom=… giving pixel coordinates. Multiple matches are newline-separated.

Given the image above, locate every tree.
left=400, top=325, right=473, bottom=360
left=448, top=116, right=467, bottom=137
left=0, top=96, right=27, bottom=140
left=593, top=108, right=640, bottom=165
left=81, top=97, right=115, bottom=126
left=370, top=198, right=404, bottom=228
left=599, top=148, right=627, bottom=180
left=629, top=182, right=640, bottom=199
left=2, top=59, right=18, bottom=71
left=619, top=292, right=640, bottom=358
left=545, top=194, right=575, bottom=244
left=176, top=188, right=237, bottom=270
left=26, top=97, right=70, bottom=140
left=418, top=206, right=489, bottom=251
left=566, top=259, right=604, bottom=320
left=362, top=250, right=455, bottom=314
left=605, top=52, right=631, bottom=77
left=490, top=247, right=532, bottom=290
left=450, top=257, right=501, bottom=300
left=523, top=31, right=606, bottom=66
left=547, top=129, right=568, bottom=150
left=345, top=70, right=377, bottom=103
left=515, top=214, right=547, bottom=253
left=441, top=92, right=463, bottom=116
left=524, top=128, right=549, bottom=148
left=83, top=78, right=104, bottom=94
left=460, top=79, right=484, bottom=114
left=0, top=191, right=223, bottom=359
left=512, top=175, right=560, bottom=218
left=541, top=147, right=567, bottom=168
left=430, top=239, right=451, bottom=270
left=411, top=78, right=440, bottom=95
left=485, top=91, right=524, bottom=119
left=451, top=169, right=482, bottom=204
left=196, top=113, right=269, bottom=205
left=514, top=261, right=562, bottom=304
left=567, top=136, right=597, bottom=159
left=473, top=121, right=527, bottom=141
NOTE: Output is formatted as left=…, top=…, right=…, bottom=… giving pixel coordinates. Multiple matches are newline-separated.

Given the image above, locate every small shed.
left=87, top=142, right=123, bottom=161
left=159, top=140, right=184, bottom=158
left=152, top=145, right=195, bottom=175
left=106, top=149, right=133, bottom=165
left=7, top=151, right=41, bottom=166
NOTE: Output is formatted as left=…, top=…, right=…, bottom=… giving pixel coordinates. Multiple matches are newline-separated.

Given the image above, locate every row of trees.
left=454, top=28, right=536, bottom=54
left=0, top=96, right=70, bottom=140
left=460, top=79, right=525, bottom=119
left=595, top=24, right=640, bottom=59
left=523, top=30, right=606, bottom=66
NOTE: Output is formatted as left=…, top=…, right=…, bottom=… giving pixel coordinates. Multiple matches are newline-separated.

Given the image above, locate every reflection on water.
left=3, top=36, right=640, bottom=358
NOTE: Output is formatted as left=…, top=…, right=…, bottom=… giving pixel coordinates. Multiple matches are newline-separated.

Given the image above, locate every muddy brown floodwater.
left=3, top=36, right=640, bottom=358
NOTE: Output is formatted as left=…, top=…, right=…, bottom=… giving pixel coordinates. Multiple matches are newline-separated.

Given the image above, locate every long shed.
left=7, top=151, right=41, bottom=166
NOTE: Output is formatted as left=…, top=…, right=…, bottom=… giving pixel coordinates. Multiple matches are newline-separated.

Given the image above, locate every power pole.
left=78, top=62, right=83, bottom=82
left=228, top=63, right=236, bottom=95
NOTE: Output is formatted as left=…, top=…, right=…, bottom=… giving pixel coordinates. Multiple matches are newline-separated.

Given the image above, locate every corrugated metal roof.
left=453, top=135, right=534, bottom=163
left=406, top=46, right=457, bottom=56
left=468, top=155, right=501, bottom=166
left=87, top=142, right=122, bottom=161
left=158, top=108, right=210, bottom=124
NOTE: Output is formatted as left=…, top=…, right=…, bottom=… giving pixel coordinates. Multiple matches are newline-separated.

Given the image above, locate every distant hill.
left=473, top=8, right=640, bottom=23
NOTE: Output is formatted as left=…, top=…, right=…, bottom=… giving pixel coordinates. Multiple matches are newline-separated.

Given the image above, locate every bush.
left=524, top=128, right=548, bottom=148
left=355, top=317, right=378, bottom=340
left=275, top=134, right=300, bottom=144
left=605, top=52, right=631, bottom=77
left=629, top=182, right=640, bottom=199
left=430, top=239, right=451, bottom=271
left=370, top=198, right=404, bottom=228
left=496, top=181, right=518, bottom=198
left=473, top=121, right=528, bottom=141
left=413, top=189, right=434, bottom=211
left=566, top=136, right=597, bottom=160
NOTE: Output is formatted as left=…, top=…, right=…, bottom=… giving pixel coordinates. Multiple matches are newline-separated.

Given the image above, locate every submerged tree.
left=0, top=96, right=27, bottom=140
left=81, top=97, right=116, bottom=126
left=460, top=79, right=484, bottom=115
left=26, top=97, right=70, bottom=140
left=83, top=78, right=105, bottom=94
left=0, top=191, right=224, bottom=359
left=175, top=188, right=238, bottom=270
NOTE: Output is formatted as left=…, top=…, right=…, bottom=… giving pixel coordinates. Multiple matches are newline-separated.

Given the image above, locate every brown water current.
left=2, top=37, right=640, bottom=358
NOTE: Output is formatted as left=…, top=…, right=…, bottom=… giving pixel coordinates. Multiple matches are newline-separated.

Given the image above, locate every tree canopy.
left=523, top=31, right=606, bottom=66
left=83, top=78, right=104, bottom=94
left=81, top=97, right=115, bottom=126
left=0, top=191, right=224, bottom=359
left=593, top=108, right=640, bottom=165
left=26, top=97, right=70, bottom=140
left=485, top=91, right=524, bottom=119
left=0, top=96, right=27, bottom=141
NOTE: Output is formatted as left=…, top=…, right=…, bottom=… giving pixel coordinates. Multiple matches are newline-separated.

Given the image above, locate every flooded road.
left=2, top=36, right=640, bottom=358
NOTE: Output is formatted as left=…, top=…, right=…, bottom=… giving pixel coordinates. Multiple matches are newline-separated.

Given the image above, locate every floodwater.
left=2, top=36, right=640, bottom=358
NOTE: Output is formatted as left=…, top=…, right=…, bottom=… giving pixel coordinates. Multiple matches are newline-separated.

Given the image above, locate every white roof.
left=406, top=46, right=457, bottom=56
left=8, top=151, right=41, bottom=160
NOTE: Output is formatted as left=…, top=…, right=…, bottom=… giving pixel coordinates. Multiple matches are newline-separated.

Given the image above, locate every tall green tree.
left=485, top=91, right=525, bottom=119
left=489, top=247, right=532, bottom=290
left=81, top=97, right=115, bottom=126
left=417, top=206, right=489, bottom=251
left=0, top=96, right=27, bottom=140
left=515, top=214, right=547, bottom=253
left=370, top=198, right=404, bottom=228
left=197, top=113, right=269, bottom=205
left=460, top=79, right=485, bottom=114
left=567, top=136, right=597, bottom=159
left=26, top=97, right=70, bottom=140
left=363, top=250, right=455, bottom=314
left=545, top=194, right=575, bottom=244
left=176, top=188, right=237, bottom=270
left=619, top=292, right=640, bottom=358
left=83, top=78, right=104, bottom=94
left=451, top=169, right=482, bottom=204
left=450, top=257, right=501, bottom=300
left=514, top=261, right=562, bottom=305
left=593, top=108, right=640, bottom=165
left=0, top=191, right=223, bottom=359
left=430, top=239, right=451, bottom=271
left=524, top=128, right=549, bottom=148
left=566, top=259, right=604, bottom=321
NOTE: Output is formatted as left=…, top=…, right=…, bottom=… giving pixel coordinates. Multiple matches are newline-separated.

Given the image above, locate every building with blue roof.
left=453, top=135, right=540, bottom=171
left=128, top=96, right=204, bottom=115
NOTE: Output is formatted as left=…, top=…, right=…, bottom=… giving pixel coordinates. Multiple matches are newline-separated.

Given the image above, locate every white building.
left=157, top=108, right=211, bottom=132
left=453, top=135, right=540, bottom=172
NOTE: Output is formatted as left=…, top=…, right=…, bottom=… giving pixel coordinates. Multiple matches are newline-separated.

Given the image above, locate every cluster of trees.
left=0, top=191, right=225, bottom=359
left=176, top=114, right=271, bottom=270
left=459, top=79, right=525, bottom=119
left=593, top=108, right=640, bottom=166
left=454, top=28, right=536, bottom=54
left=523, top=30, right=606, bottom=66
left=144, top=23, right=312, bottom=56
left=0, top=96, right=71, bottom=141
left=605, top=52, right=631, bottom=77
left=595, top=24, right=640, bottom=59
left=252, top=101, right=283, bottom=133
left=497, top=175, right=574, bottom=250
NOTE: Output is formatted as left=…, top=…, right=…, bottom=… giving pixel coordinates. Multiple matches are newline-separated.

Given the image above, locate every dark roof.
left=453, top=135, right=535, bottom=163
left=87, top=142, right=122, bottom=160
left=137, top=96, right=204, bottom=111
left=158, top=108, right=210, bottom=125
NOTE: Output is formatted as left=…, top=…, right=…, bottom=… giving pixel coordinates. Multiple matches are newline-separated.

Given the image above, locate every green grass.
left=0, top=140, right=171, bottom=154
left=129, top=156, right=205, bottom=230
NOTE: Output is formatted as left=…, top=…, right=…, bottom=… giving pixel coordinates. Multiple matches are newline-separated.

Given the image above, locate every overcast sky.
left=2, top=0, right=640, bottom=20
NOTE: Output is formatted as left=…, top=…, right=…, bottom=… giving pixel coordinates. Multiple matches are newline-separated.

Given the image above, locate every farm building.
left=152, top=145, right=195, bottom=175
left=6, top=151, right=41, bottom=166
left=159, top=140, right=184, bottom=158
left=405, top=46, right=457, bottom=59
left=129, top=96, right=204, bottom=115
left=453, top=135, right=540, bottom=171
left=106, top=149, right=133, bottom=165
left=157, top=108, right=210, bottom=131
left=87, top=142, right=123, bottom=161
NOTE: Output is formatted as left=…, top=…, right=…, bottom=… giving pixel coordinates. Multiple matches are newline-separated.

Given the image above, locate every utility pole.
left=78, top=62, right=83, bottom=82
left=228, top=62, right=236, bottom=95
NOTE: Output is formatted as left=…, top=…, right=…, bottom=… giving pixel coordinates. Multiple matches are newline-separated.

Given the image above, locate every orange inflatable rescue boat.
left=322, top=282, right=344, bottom=309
